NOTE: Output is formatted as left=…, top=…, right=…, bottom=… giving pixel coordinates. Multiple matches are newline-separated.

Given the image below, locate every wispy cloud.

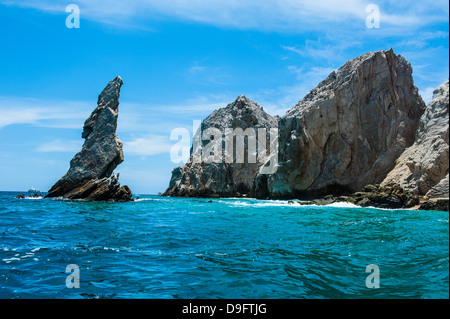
left=282, top=38, right=362, bottom=63
left=189, top=63, right=207, bottom=75
left=399, top=31, right=449, bottom=49
left=1, top=107, right=44, bottom=129
left=2, top=0, right=448, bottom=31
left=124, top=135, right=173, bottom=157
left=0, top=96, right=91, bottom=130
left=251, top=65, right=335, bottom=115
left=36, top=139, right=82, bottom=153
left=399, top=46, right=450, bottom=88
left=185, top=62, right=232, bottom=86
left=0, top=94, right=227, bottom=135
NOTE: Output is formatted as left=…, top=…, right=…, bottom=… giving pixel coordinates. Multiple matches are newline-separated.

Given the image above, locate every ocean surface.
left=0, top=191, right=448, bottom=299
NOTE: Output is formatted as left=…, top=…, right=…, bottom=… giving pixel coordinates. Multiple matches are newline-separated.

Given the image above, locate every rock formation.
left=163, top=49, right=448, bottom=211
left=163, top=96, right=278, bottom=197
left=344, top=183, right=419, bottom=209
left=255, top=49, right=425, bottom=198
left=297, top=183, right=419, bottom=209
left=45, top=76, right=133, bottom=202
left=419, top=198, right=449, bottom=212
left=382, top=80, right=449, bottom=198
left=425, top=174, right=449, bottom=199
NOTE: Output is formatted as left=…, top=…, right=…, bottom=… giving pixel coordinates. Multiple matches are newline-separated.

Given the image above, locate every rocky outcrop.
left=425, top=174, right=449, bottom=199
left=255, top=49, right=425, bottom=198
left=345, top=183, right=419, bottom=209
left=382, top=80, right=449, bottom=197
left=297, top=183, right=419, bottom=209
left=162, top=49, right=448, bottom=212
left=419, top=199, right=449, bottom=212
left=45, top=76, right=133, bottom=202
left=163, top=96, right=278, bottom=197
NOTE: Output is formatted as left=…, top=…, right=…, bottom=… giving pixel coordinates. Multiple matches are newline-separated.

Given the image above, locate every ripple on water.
left=0, top=192, right=448, bottom=299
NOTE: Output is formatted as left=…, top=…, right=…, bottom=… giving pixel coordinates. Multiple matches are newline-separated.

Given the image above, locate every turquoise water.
left=0, top=191, right=448, bottom=299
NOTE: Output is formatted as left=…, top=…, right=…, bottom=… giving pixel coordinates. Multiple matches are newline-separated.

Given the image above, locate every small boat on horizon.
left=28, top=187, right=41, bottom=193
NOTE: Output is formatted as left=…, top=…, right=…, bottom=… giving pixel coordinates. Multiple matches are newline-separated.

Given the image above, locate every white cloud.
left=2, top=0, right=448, bottom=31
left=281, top=35, right=364, bottom=63
left=189, top=64, right=207, bottom=74
left=283, top=44, right=350, bottom=62
left=36, top=139, right=82, bottom=153
left=251, top=65, right=335, bottom=115
left=0, top=94, right=227, bottom=137
left=0, top=108, right=43, bottom=128
left=400, top=31, right=449, bottom=49
left=124, top=135, right=173, bottom=157
left=0, top=96, right=91, bottom=130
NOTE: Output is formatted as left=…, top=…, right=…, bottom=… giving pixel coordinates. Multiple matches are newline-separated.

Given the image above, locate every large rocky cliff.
left=163, top=96, right=278, bottom=197
left=255, top=49, right=425, bottom=198
left=164, top=49, right=448, bottom=208
left=382, top=79, right=449, bottom=198
left=45, top=76, right=133, bottom=201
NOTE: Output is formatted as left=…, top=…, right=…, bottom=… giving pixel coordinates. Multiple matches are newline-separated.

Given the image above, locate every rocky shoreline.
left=294, top=184, right=448, bottom=212
left=160, top=184, right=448, bottom=211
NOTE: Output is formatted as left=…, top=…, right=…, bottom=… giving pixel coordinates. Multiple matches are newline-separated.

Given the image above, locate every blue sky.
left=0, top=0, right=448, bottom=194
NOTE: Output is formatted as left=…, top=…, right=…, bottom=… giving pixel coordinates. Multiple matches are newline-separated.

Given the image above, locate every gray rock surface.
left=425, top=174, right=449, bottom=199
left=163, top=96, right=278, bottom=197
left=382, top=80, right=449, bottom=197
left=256, top=49, right=425, bottom=198
left=45, top=76, right=132, bottom=201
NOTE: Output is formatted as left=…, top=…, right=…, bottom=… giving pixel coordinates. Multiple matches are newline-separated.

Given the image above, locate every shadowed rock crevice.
left=45, top=76, right=133, bottom=202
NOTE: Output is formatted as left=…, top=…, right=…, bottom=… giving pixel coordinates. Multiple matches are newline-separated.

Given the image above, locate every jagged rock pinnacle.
left=45, top=76, right=133, bottom=202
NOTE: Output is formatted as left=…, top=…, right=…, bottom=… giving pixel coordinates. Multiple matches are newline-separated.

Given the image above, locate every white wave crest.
left=324, top=202, right=360, bottom=208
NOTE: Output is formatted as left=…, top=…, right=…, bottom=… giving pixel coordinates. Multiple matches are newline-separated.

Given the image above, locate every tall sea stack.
left=45, top=76, right=133, bottom=202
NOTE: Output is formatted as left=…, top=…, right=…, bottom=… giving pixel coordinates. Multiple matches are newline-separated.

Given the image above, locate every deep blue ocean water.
left=0, top=191, right=448, bottom=299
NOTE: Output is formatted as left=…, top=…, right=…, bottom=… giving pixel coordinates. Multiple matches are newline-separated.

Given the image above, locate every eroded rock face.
left=382, top=80, right=449, bottom=197
left=419, top=198, right=449, bottom=212
left=163, top=96, right=279, bottom=197
left=425, top=174, right=449, bottom=199
left=346, top=183, right=419, bottom=209
left=256, top=49, right=425, bottom=198
left=45, top=76, right=133, bottom=202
